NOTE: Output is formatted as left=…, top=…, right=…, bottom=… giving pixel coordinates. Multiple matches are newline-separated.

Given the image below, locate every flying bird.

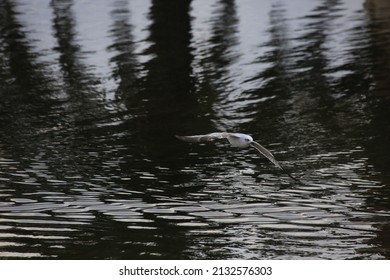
left=176, top=132, right=299, bottom=181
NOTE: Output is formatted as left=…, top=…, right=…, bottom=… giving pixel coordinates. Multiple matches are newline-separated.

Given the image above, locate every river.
left=0, top=0, right=389, bottom=259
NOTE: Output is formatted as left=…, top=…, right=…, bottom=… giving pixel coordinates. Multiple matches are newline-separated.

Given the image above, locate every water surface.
left=0, top=0, right=390, bottom=259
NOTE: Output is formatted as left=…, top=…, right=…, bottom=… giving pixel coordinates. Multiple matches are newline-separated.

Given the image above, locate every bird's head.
left=242, top=135, right=253, bottom=146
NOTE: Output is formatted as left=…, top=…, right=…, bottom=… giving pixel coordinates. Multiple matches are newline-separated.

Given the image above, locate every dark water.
left=0, top=0, right=390, bottom=260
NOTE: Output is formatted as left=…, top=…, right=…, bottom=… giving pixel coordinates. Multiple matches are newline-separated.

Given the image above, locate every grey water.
left=0, top=0, right=390, bottom=259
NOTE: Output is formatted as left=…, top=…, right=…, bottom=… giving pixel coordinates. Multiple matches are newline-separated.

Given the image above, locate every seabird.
left=176, top=132, right=299, bottom=181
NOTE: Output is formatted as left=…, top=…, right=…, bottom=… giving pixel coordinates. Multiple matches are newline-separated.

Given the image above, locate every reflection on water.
left=0, top=0, right=390, bottom=259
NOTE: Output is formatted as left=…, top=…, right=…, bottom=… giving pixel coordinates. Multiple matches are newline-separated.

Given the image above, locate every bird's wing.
left=250, top=141, right=282, bottom=169
left=251, top=141, right=301, bottom=182
left=176, top=132, right=229, bottom=143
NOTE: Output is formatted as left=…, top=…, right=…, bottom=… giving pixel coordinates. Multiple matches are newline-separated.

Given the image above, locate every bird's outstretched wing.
left=176, top=132, right=229, bottom=143
left=251, top=141, right=301, bottom=182
left=250, top=141, right=282, bottom=169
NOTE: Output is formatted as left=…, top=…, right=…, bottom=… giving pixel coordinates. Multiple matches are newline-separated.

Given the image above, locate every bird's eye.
left=245, top=138, right=250, bottom=142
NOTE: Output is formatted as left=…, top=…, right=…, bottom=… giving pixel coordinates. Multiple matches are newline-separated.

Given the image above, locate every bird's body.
left=176, top=132, right=298, bottom=181
left=226, top=133, right=253, bottom=148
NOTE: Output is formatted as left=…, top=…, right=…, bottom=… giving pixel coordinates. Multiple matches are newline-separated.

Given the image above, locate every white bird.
left=176, top=132, right=299, bottom=181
